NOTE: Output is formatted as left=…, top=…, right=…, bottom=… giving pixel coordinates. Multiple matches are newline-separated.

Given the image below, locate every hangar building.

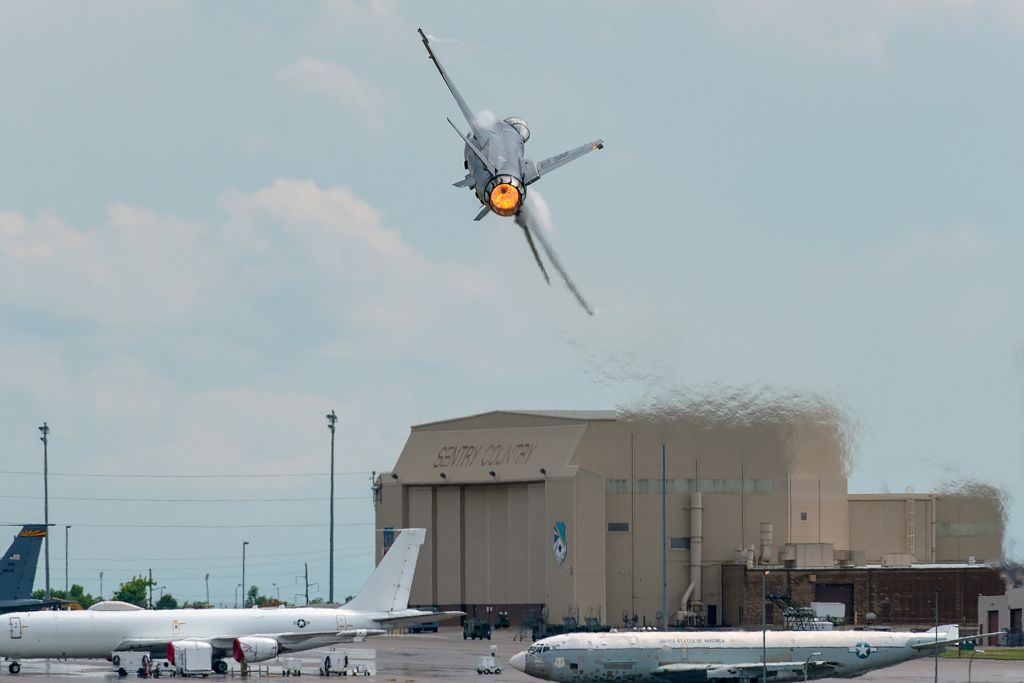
left=373, top=409, right=1004, bottom=628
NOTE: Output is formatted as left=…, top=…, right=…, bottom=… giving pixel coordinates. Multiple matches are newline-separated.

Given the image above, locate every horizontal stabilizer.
left=523, top=140, right=604, bottom=185
left=375, top=611, right=464, bottom=628
left=911, top=630, right=1005, bottom=650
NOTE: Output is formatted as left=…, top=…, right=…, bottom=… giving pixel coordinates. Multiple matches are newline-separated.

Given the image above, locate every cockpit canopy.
left=504, top=116, right=530, bottom=143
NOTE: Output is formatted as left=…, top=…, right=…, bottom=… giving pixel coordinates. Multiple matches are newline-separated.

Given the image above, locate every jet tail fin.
left=0, top=525, right=46, bottom=600
left=344, top=529, right=425, bottom=614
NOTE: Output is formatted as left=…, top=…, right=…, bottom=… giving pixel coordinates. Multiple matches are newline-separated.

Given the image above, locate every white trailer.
left=172, top=641, right=213, bottom=677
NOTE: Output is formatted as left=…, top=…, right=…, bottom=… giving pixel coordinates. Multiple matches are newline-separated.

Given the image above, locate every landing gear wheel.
left=213, top=660, right=229, bottom=675
left=8, top=662, right=21, bottom=675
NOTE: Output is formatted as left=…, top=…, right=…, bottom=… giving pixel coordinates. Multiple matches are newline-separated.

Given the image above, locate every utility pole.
left=762, top=570, right=770, bottom=683
left=661, top=442, right=668, bottom=631
left=205, top=573, right=210, bottom=606
left=933, top=589, right=939, bottom=683
left=38, top=422, right=50, bottom=601
left=65, top=525, right=70, bottom=597
left=99, top=571, right=103, bottom=600
left=241, top=541, right=249, bottom=607
left=326, top=410, right=337, bottom=605
left=148, top=568, right=153, bottom=609
left=305, top=562, right=310, bottom=605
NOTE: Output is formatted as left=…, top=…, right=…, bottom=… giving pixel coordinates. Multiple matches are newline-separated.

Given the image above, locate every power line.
left=0, top=470, right=370, bottom=479
left=19, top=528, right=370, bottom=532
left=1, top=494, right=368, bottom=503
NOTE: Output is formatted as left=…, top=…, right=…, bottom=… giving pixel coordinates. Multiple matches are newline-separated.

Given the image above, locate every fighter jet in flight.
left=418, top=29, right=603, bottom=315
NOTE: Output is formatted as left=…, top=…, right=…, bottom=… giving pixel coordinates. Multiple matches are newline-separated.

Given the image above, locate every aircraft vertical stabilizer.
left=343, top=529, right=425, bottom=613
left=0, top=525, right=47, bottom=600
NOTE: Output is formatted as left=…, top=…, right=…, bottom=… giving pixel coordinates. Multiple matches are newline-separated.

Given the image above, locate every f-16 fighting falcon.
left=509, top=625, right=1001, bottom=681
left=418, top=29, right=603, bottom=315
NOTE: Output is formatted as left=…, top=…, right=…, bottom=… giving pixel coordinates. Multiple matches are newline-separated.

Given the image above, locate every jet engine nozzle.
left=486, top=174, right=524, bottom=216
left=232, top=636, right=280, bottom=663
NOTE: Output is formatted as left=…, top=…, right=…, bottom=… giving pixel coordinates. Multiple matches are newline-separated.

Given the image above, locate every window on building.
left=607, top=522, right=630, bottom=532
left=800, top=512, right=808, bottom=521
left=669, top=537, right=691, bottom=549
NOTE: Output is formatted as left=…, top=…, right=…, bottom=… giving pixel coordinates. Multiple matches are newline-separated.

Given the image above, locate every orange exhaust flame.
left=489, top=183, right=521, bottom=216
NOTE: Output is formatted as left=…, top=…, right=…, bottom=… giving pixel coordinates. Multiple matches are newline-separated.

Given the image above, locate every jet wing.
left=655, top=661, right=839, bottom=680
left=374, top=611, right=464, bottom=628
left=418, top=29, right=478, bottom=132
left=523, top=140, right=604, bottom=186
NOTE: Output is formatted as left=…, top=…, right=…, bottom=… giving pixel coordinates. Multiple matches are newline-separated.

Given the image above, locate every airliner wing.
left=115, top=629, right=388, bottom=657
left=655, top=660, right=838, bottom=680
left=374, top=611, right=464, bottom=628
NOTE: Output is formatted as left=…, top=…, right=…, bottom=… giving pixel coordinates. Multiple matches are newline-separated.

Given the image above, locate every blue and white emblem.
left=552, top=521, right=567, bottom=565
left=294, top=618, right=308, bottom=629
left=849, top=642, right=877, bottom=659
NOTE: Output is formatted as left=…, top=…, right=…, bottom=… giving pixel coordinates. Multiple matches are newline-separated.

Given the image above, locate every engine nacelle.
left=232, top=636, right=280, bottom=663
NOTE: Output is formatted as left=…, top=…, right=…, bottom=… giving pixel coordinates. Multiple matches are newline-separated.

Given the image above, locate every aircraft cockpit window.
left=503, top=116, right=531, bottom=143
left=527, top=645, right=539, bottom=654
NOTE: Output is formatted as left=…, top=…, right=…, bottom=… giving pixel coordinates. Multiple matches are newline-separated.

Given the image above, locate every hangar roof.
left=391, top=410, right=603, bottom=484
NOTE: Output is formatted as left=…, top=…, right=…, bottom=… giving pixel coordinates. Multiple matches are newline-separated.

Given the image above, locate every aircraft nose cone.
left=509, top=651, right=526, bottom=672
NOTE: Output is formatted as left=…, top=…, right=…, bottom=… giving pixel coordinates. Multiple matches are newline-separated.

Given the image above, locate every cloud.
left=276, top=58, right=380, bottom=123
left=711, top=0, right=1024, bottom=61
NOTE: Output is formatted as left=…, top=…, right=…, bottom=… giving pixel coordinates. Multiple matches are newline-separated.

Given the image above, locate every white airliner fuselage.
left=0, top=529, right=459, bottom=674
left=510, top=627, right=968, bottom=681
left=1, top=606, right=399, bottom=659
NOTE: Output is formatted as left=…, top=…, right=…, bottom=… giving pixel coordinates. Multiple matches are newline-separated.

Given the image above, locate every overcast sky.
left=1, top=1, right=1022, bottom=605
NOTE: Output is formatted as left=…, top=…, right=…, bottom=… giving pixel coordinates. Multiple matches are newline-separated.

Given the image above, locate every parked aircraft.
left=509, top=625, right=998, bottom=681
left=0, top=529, right=457, bottom=674
left=418, top=29, right=604, bottom=315
left=0, top=526, right=55, bottom=615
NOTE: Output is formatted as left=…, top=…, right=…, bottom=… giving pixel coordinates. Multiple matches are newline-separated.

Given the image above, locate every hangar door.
left=815, top=583, right=854, bottom=621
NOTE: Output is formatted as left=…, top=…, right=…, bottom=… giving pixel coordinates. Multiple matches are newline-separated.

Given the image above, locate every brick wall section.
left=727, top=566, right=1004, bottom=629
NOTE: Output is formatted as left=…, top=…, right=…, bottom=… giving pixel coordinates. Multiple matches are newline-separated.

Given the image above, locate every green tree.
left=155, top=593, right=179, bottom=610
left=31, top=584, right=98, bottom=609
left=246, top=585, right=260, bottom=608
left=114, top=576, right=156, bottom=607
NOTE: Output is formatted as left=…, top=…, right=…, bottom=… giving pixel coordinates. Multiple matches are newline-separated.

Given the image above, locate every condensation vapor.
left=617, top=382, right=859, bottom=477
left=935, top=480, right=1020, bottom=586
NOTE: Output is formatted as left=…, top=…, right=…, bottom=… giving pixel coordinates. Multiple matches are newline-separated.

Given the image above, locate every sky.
left=1, top=1, right=1022, bottom=606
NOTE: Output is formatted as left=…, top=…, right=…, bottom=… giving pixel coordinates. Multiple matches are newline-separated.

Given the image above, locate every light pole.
left=933, top=589, right=939, bottom=683
left=968, top=648, right=984, bottom=683
left=64, top=525, right=71, bottom=597
left=99, top=571, right=103, bottom=600
left=234, top=583, right=242, bottom=609
left=38, top=422, right=50, bottom=601
left=241, top=541, right=249, bottom=607
left=762, top=570, right=770, bottom=683
left=205, top=573, right=210, bottom=606
left=326, top=410, right=337, bottom=605
left=804, top=651, right=820, bottom=681
left=272, top=582, right=280, bottom=602
left=660, top=442, right=668, bottom=631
